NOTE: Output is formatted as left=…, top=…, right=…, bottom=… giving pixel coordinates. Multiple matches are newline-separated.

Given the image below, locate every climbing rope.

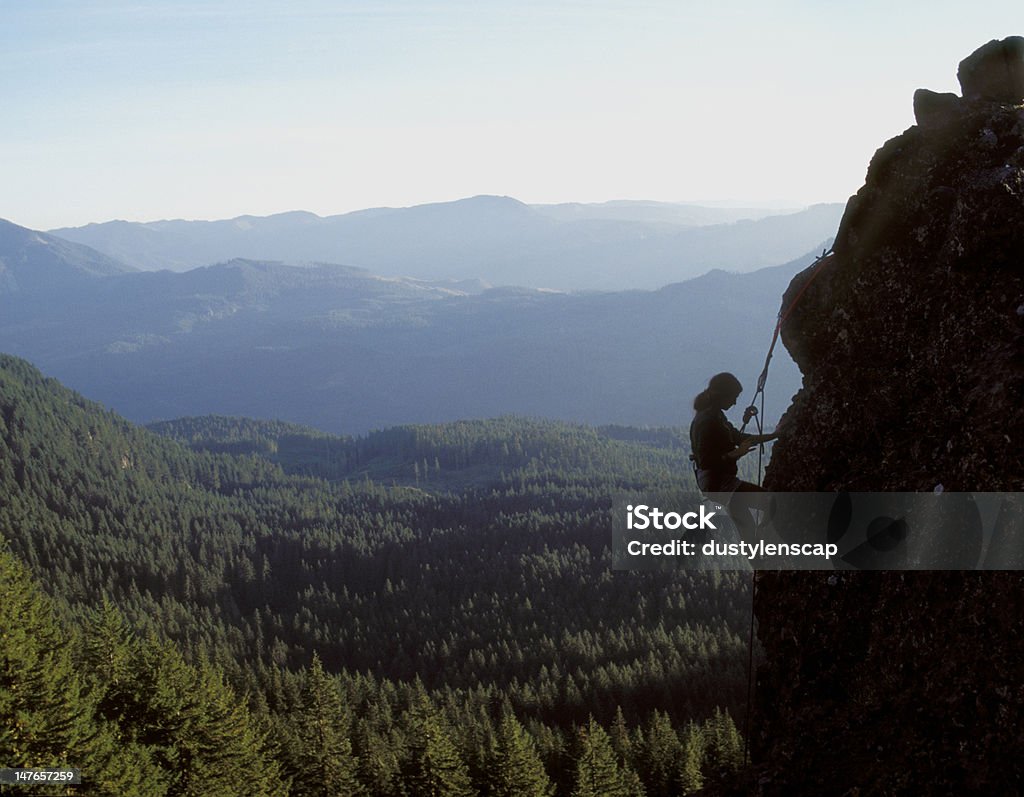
left=744, top=570, right=757, bottom=764
left=739, top=246, right=834, bottom=484
left=738, top=246, right=833, bottom=764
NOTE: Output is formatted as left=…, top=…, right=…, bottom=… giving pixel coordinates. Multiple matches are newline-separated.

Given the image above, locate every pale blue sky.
left=3, top=1, right=1021, bottom=229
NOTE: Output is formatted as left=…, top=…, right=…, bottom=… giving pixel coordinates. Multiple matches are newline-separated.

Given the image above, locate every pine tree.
left=636, top=710, right=681, bottom=797
left=609, top=706, right=632, bottom=765
left=677, top=721, right=704, bottom=795
left=488, top=712, right=554, bottom=797
left=353, top=717, right=401, bottom=797
left=401, top=692, right=475, bottom=797
left=81, top=599, right=136, bottom=689
left=291, top=653, right=363, bottom=797
left=0, top=547, right=97, bottom=768
left=78, top=601, right=171, bottom=795
left=1, top=548, right=169, bottom=796
left=620, top=766, right=647, bottom=797
left=112, top=634, right=286, bottom=797
left=704, top=707, right=743, bottom=787
left=180, top=659, right=289, bottom=797
left=571, top=717, right=634, bottom=797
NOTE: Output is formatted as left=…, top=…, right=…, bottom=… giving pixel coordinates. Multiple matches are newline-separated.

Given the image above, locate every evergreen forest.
left=0, top=354, right=756, bottom=795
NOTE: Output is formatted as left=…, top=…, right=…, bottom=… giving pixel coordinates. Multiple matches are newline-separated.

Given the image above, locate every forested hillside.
left=1, top=355, right=754, bottom=795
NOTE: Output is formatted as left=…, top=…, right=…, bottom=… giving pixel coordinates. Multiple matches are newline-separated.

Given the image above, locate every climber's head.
left=693, top=372, right=743, bottom=412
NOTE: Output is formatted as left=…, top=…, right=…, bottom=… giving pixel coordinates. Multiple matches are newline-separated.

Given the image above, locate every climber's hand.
left=731, top=439, right=757, bottom=459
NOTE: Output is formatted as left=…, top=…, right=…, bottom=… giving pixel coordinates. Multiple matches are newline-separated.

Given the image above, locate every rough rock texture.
left=752, top=38, right=1024, bottom=796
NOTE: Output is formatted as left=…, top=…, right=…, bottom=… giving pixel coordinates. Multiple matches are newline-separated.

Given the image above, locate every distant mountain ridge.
left=0, top=223, right=815, bottom=432
left=49, top=196, right=844, bottom=290
left=0, top=218, right=133, bottom=294
left=532, top=199, right=802, bottom=225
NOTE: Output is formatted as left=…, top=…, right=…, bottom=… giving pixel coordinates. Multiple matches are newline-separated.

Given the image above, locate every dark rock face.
left=753, top=40, right=1024, bottom=796
left=912, top=88, right=960, bottom=129
left=772, top=106, right=1024, bottom=493
left=958, top=36, right=1024, bottom=102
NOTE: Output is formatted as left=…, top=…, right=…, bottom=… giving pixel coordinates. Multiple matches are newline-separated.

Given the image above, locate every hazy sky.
left=3, top=1, right=1021, bottom=229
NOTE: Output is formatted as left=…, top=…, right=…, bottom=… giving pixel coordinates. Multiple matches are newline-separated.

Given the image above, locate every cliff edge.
left=753, top=37, right=1024, bottom=795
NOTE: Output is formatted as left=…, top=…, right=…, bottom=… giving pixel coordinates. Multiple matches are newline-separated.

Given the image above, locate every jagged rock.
left=957, top=36, right=1024, bottom=102
left=778, top=97, right=1024, bottom=489
left=753, top=40, right=1024, bottom=796
left=912, top=88, right=960, bottom=128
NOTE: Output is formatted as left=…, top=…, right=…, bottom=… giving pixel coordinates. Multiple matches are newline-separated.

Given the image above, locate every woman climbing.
left=690, top=372, right=778, bottom=540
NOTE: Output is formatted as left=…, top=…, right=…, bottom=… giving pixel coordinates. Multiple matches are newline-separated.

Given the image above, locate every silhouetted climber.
left=690, top=372, right=777, bottom=540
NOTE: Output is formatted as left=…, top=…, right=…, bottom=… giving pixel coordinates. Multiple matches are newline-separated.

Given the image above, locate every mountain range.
left=0, top=218, right=134, bottom=294
left=0, top=216, right=813, bottom=434
left=49, top=196, right=844, bottom=290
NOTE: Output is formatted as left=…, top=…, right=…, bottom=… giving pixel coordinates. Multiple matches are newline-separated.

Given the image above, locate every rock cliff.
left=753, top=38, right=1024, bottom=795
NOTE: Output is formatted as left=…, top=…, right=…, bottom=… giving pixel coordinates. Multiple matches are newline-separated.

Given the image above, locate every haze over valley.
left=1, top=198, right=833, bottom=433
left=49, top=196, right=843, bottom=291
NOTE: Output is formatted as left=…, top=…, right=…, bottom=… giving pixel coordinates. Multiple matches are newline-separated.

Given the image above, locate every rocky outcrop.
left=958, top=36, right=1024, bottom=102
left=752, top=38, right=1024, bottom=795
